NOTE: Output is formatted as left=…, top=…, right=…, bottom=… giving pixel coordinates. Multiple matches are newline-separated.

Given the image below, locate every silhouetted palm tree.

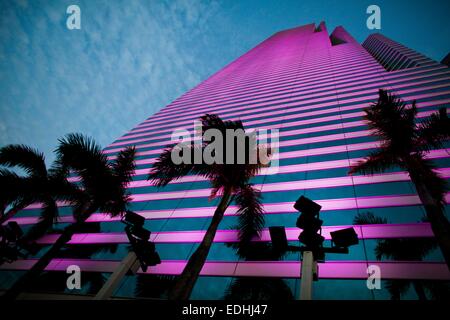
left=148, top=114, right=270, bottom=300
left=3, top=134, right=136, bottom=299
left=353, top=212, right=450, bottom=300
left=349, top=89, right=450, bottom=269
left=0, top=145, right=80, bottom=226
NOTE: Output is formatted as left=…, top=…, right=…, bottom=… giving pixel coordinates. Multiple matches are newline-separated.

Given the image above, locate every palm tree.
left=3, top=133, right=136, bottom=299
left=148, top=114, right=270, bottom=300
left=353, top=212, right=450, bottom=300
left=349, top=89, right=450, bottom=269
left=0, top=145, right=78, bottom=225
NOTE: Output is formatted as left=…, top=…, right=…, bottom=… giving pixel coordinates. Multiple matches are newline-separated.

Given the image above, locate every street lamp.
left=269, top=196, right=359, bottom=300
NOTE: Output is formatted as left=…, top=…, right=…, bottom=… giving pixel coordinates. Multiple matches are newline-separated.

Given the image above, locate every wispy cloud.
left=0, top=0, right=229, bottom=163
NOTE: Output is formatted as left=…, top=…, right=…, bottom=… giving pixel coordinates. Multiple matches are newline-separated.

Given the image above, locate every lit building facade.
left=1, top=22, right=450, bottom=299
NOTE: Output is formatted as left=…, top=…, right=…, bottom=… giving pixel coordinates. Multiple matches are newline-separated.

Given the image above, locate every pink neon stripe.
left=1, top=259, right=448, bottom=280
left=17, top=193, right=450, bottom=221
left=155, top=68, right=450, bottom=118
left=34, top=223, right=433, bottom=245
left=125, top=168, right=450, bottom=201
left=112, top=105, right=447, bottom=150
left=126, top=85, right=450, bottom=138
left=133, top=78, right=450, bottom=133
left=158, top=66, right=448, bottom=117
left=145, top=64, right=449, bottom=120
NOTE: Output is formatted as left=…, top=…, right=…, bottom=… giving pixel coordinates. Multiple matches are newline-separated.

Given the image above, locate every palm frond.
left=0, top=144, right=47, bottom=177
left=112, top=146, right=136, bottom=186
left=349, top=148, right=398, bottom=175
left=23, top=199, right=58, bottom=242
left=55, top=133, right=109, bottom=179
left=234, top=184, right=265, bottom=253
left=148, top=144, right=199, bottom=187
left=408, top=156, right=448, bottom=207
left=415, top=107, right=450, bottom=152
left=363, top=89, right=416, bottom=154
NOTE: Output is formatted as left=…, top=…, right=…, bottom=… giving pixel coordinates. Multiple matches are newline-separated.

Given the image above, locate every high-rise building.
left=1, top=22, right=450, bottom=299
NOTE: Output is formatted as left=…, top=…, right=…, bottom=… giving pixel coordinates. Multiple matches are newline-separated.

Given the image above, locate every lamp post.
left=269, top=196, right=359, bottom=300
left=94, top=211, right=160, bottom=300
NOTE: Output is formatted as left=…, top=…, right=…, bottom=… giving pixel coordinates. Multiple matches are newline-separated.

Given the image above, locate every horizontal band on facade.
left=114, top=169, right=450, bottom=201
left=1, top=259, right=448, bottom=280
left=18, top=193, right=450, bottom=220
left=160, top=67, right=449, bottom=117
left=161, top=67, right=448, bottom=119
left=108, top=111, right=448, bottom=164
left=134, top=76, right=450, bottom=133
left=67, top=149, right=450, bottom=183
left=149, top=66, right=449, bottom=121
left=116, top=99, right=449, bottom=146
left=33, top=223, right=433, bottom=245
left=108, top=97, right=447, bottom=150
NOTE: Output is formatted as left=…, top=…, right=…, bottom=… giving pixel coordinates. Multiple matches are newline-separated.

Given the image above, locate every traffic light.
left=330, top=227, right=359, bottom=248
left=134, top=241, right=161, bottom=271
left=269, top=226, right=288, bottom=253
left=294, top=196, right=324, bottom=249
left=122, top=211, right=160, bottom=272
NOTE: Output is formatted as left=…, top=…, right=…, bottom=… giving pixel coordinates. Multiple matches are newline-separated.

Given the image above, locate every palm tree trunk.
left=408, top=170, right=450, bottom=270
left=168, top=189, right=233, bottom=300
left=413, top=281, right=427, bottom=300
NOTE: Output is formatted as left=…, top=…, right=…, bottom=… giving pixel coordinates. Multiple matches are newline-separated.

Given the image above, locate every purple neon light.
left=140, top=68, right=444, bottom=123
left=115, top=98, right=449, bottom=144
left=127, top=82, right=450, bottom=136
left=106, top=109, right=448, bottom=158
left=34, top=223, right=433, bottom=245
left=16, top=192, right=450, bottom=221
left=143, top=70, right=450, bottom=125
left=157, top=66, right=448, bottom=118
left=1, top=259, right=448, bottom=280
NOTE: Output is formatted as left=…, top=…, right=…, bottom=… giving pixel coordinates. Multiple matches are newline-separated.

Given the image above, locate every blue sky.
left=1, top=0, right=449, bottom=164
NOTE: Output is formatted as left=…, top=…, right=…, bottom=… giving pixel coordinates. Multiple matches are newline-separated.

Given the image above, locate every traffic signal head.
left=269, top=226, right=288, bottom=252
left=135, top=241, right=161, bottom=272
left=330, top=227, right=359, bottom=248
left=298, top=231, right=325, bottom=248
left=123, top=210, right=145, bottom=228
left=294, top=196, right=322, bottom=216
left=296, top=215, right=323, bottom=232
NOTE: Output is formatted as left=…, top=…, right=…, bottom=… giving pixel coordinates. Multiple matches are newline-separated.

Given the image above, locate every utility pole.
left=299, top=251, right=314, bottom=300
left=94, top=251, right=139, bottom=300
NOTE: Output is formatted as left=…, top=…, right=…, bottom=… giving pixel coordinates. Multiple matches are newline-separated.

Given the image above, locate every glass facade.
left=1, top=22, right=449, bottom=300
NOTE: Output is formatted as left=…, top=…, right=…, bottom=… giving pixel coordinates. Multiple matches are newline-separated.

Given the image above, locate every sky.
left=1, top=0, right=450, bottom=165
